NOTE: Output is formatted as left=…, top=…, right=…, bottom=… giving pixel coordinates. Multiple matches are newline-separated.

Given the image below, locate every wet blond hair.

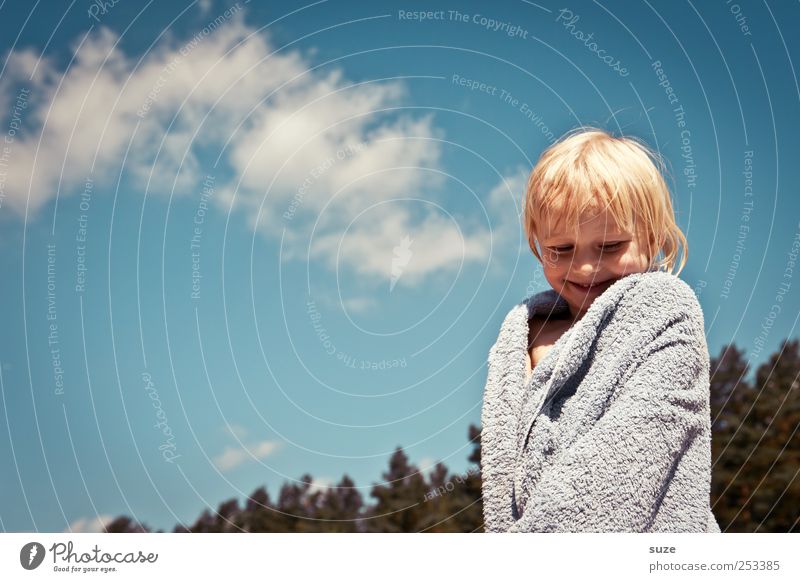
left=523, top=126, right=688, bottom=276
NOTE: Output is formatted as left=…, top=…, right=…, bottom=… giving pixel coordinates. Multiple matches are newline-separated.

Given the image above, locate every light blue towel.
left=481, top=270, right=721, bottom=532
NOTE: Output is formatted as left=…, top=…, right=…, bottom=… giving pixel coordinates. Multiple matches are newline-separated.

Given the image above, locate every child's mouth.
left=569, top=279, right=613, bottom=293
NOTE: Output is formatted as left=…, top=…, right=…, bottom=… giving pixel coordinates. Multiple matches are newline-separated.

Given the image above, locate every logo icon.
left=390, top=234, right=414, bottom=292
left=20, top=542, right=46, bottom=570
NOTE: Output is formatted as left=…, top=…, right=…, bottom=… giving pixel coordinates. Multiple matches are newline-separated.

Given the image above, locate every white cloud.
left=310, top=167, right=529, bottom=293
left=310, top=204, right=491, bottom=289
left=64, top=514, right=114, bottom=533
left=485, top=166, right=532, bottom=271
left=213, top=439, right=279, bottom=472
left=487, top=166, right=528, bottom=236
left=223, top=423, right=248, bottom=440
left=340, top=296, right=378, bottom=313
left=0, top=11, right=521, bottom=286
left=417, top=456, right=436, bottom=476
left=0, top=15, right=312, bottom=216
left=307, top=476, right=334, bottom=495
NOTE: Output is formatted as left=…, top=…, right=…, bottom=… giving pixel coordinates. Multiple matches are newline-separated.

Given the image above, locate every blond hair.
left=522, top=126, right=688, bottom=276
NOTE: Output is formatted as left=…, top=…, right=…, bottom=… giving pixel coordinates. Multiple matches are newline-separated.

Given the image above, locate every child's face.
left=538, top=206, right=651, bottom=322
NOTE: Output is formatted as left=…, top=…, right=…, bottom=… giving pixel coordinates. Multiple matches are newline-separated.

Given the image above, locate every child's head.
left=523, top=126, right=687, bottom=320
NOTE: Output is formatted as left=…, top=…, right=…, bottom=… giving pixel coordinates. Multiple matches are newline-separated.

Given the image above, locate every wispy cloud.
left=212, top=439, right=279, bottom=472
left=307, top=476, right=334, bottom=495
left=63, top=514, right=114, bottom=533
left=417, top=456, right=437, bottom=476
left=223, top=423, right=248, bottom=440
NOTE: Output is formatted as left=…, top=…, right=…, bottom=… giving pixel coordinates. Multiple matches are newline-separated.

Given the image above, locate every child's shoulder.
left=619, top=271, right=706, bottom=335
left=626, top=271, right=702, bottom=314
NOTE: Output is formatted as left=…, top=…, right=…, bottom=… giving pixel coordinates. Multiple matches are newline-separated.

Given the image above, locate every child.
left=481, top=127, right=720, bottom=532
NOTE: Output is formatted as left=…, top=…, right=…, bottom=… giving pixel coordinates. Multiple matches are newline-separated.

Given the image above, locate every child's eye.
left=551, top=242, right=623, bottom=253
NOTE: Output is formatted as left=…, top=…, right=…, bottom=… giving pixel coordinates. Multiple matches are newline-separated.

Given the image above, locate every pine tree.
left=183, top=498, right=242, bottom=532
left=240, top=486, right=283, bottom=532
left=709, top=342, right=752, bottom=432
left=314, top=475, right=364, bottom=532
left=461, top=423, right=484, bottom=532
left=275, top=474, right=317, bottom=532
left=363, top=447, right=428, bottom=532
left=711, top=339, right=800, bottom=532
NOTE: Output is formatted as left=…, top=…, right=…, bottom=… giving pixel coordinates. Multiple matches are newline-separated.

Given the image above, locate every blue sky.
left=0, top=0, right=798, bottom=532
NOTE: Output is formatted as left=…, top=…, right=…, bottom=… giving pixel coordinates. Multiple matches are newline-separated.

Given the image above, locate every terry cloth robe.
left=480, top=270, right=721, bottom=532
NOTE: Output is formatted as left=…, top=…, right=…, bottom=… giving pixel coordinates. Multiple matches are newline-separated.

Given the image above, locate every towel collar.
left=513, top=271, right=657, bottom=458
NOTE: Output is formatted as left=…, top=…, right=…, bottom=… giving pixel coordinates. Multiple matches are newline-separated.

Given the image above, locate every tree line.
left=106, top=339, right=800, bottom=533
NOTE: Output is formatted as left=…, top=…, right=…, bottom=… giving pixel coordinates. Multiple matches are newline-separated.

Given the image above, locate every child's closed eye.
left=551, top=242, right=624, bottom=253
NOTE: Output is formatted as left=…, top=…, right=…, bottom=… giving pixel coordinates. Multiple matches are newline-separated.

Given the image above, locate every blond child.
left=481, top=127, right=720, bottom=532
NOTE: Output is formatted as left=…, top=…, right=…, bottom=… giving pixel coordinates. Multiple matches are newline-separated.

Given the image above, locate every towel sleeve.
left=506, top=306, right=710, bottom=532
